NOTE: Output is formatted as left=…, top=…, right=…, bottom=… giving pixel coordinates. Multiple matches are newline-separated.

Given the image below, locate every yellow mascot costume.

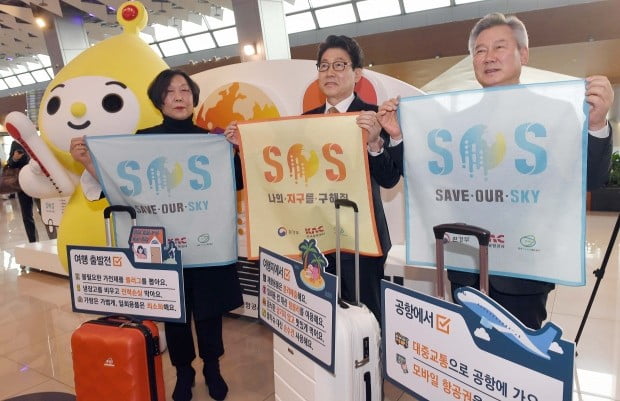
left=5, top=1, right=167, bottom=271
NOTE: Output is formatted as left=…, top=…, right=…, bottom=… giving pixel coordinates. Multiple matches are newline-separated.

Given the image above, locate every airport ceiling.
left=0, top=0, right=619, bottom=96
left=0, top=0, right=232, bottom=67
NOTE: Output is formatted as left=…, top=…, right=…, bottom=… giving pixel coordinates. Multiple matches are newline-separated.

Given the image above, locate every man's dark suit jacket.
left=448, top=126, right=613, bottom=295
left=304, top=94, right=403, bottom=261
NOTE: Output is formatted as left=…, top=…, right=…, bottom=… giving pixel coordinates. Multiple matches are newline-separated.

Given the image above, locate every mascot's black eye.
left=102, top=93, right=124, bottom=113
left=46, top=96, right=61, bottom=115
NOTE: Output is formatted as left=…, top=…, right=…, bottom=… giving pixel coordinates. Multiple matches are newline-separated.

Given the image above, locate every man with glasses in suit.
left=304, top=35, right=404, bottom=324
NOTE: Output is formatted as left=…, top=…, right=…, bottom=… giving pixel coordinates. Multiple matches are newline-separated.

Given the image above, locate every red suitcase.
left=71, top=316, right=165, bottom=401
left=71, top=206, right=165, bottom=401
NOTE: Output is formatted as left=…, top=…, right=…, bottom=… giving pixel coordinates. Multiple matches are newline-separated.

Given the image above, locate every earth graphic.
left=195, top=81, right=280, bottom=134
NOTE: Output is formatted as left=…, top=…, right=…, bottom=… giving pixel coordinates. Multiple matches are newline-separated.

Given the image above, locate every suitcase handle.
left=104, top=205, right=137, bottom=219
left=433, top=223, right=490, bottom=297
left=98, top=315, right=142, bottom=325
left=335, top=199, right=360, bottom=307
left=92, top=316, right=161, bottom=355
left=335, top=198, right=358, bottom=212
left=103, top=205, right=137, bottom=247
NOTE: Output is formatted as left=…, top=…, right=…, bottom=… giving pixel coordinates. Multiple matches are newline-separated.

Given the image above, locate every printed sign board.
left=382, top=281, right=574, bottom=401
left=68, top=226, right=185, bottom=323
left=259, top=245, right=336, bottom=372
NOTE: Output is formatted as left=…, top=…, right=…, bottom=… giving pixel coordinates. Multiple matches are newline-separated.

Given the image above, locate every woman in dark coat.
left=71, top=69, right=242, bottom=401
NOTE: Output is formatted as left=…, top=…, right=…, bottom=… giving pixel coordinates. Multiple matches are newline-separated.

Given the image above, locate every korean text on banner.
left=238, top=114, right=380, bottom=259
left=400, top=81, right=587, bottom=285
left=87, top=134, right=237, bottom=267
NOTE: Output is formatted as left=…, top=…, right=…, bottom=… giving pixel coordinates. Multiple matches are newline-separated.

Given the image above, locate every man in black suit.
left=380, top=13, right=613, bottom=330
left=304, top=35, right=403, bottom=323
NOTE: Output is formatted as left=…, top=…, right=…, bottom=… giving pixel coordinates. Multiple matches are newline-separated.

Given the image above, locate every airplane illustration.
left=455, top=288, right=561, bottom=360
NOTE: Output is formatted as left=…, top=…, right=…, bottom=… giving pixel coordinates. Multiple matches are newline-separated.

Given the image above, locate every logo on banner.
left=427, top=123, right=548, bottom=179
left=277, top=226, right=300, bottom=237
left=117, top=155, right=212, bottom=197
left=197, top=233, right=212, bottom=246
left=519, top=235, right=540, bottom=253
left=520, top=235, right=536, bottom=247
left=263, top=143, right=347, bottom=185
left=170, top=236, right=188, bottom=248
left=489, top=233, right=505, bottom=249
left=304, top=225, right=325, bottom=238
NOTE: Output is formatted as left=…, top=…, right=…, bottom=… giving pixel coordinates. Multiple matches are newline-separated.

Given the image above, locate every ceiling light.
left=243, top=44, right=256, bottom=56
left=35, top=17, right=46, bottom=28
left=210, top=4, right=223, bottom=19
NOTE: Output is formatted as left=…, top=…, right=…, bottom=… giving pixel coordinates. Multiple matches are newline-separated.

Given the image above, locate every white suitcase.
left=273, top=199, right=382, bottom=401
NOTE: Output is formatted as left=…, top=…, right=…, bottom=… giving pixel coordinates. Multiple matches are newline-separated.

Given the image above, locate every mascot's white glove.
left=28, top=160, right=44, bottom=176
left=5, top=111, right=75, bottom=196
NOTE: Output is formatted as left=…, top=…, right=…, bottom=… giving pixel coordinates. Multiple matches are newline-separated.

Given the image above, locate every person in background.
left=71, top=69, right=242, bottom=401
left=379, top=13, right=613, bottom=330
left=7, top=141, right=38, bottom=243
left=0, top=146, right=7, bottom=198
left=0, top=156, right=8, bottom=200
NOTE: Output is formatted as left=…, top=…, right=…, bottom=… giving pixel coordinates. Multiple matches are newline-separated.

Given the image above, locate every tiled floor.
left=0, top=196, right=619, bottom=400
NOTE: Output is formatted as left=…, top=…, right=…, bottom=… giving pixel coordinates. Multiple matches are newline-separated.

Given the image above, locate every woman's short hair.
left=316, top=35, right=364, bottom=69
left=147, top=69, right=200, bottom=109
left=468, top=12, right=529, bottom=54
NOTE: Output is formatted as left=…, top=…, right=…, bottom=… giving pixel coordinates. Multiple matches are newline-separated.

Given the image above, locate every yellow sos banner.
left=238, top=114, right=380, bottom=260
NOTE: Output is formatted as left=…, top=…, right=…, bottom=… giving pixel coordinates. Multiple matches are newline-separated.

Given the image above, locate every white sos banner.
left=87, top=134, right=237, bottom=267
left=401, top=80, right=588, bottom=285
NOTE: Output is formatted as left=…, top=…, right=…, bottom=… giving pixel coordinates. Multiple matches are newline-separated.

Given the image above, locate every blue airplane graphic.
left=455, top=288, right=560, bottom=360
